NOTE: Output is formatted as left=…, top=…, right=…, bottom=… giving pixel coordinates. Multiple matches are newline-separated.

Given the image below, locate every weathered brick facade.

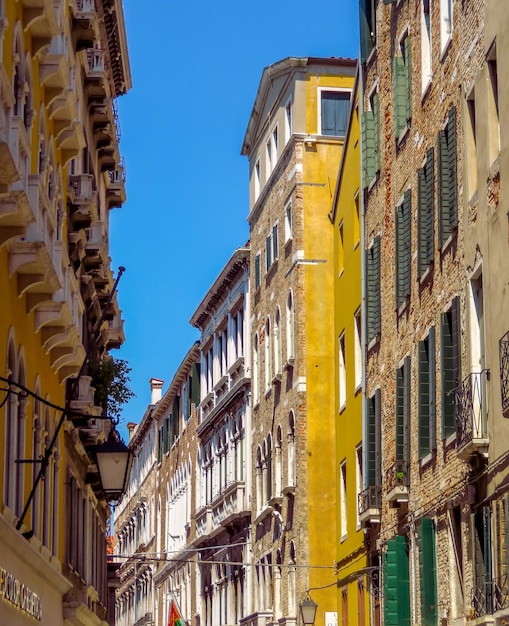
left=359, top=0, right=509, bottom=624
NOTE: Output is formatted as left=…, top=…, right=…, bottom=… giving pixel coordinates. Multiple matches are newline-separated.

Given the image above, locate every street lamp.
left=300, top=592, right=318, bottom=625
left=95, top=429, right=132, bottom=502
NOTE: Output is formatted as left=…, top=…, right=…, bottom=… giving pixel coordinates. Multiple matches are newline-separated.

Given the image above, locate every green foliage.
left=89, top=357, right=135, bottom=422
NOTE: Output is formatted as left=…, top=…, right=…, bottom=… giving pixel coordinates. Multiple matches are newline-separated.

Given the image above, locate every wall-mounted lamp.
left=95, top=429, right=132, bottom=503
left=300, top=592, right=318, bottom=625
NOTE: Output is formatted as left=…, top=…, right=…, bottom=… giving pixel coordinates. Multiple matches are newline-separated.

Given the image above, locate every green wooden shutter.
left=367, top=237, right=381, bottom=341
left=384, top=536, right=411, bottom=626
left=404, top=36, right=412, bottom=122
left=158, top=426, right=163, bottom=463
left=419, top=338, right=430, bottom=458
left=425, top=147, right=435, bottom=265
left=255, top=254, right=260, bottom=288
left=366, top=393, right=376, bottom=486
left=375, top=388, right=382, bottom=484
left=361, top=110, right=376, bottom=186
left=503, top=495, right=509, bottom=577
left=393, top=54, right=407, bottom=136
left=418, top=166, right=427, bottom=276
left=419, top=518, right=438, bottom=626
left=396, top=365, right=404, bottom=461
left=438, top=128, right=450, bottom=246
left=429, top=326, right=437, bottom=450
left=272, top=224, right=278, bottom=260
left=396, top=192, right=411, bottom=306
left=383, top=0, right=398, bottom=3
left=441, top=299, right=460, bottom=439
left=447, top=107, right=458, bottom=232
left=373, top=92, right=381, bottom=173
left=404, top=356, right=411, bottom=467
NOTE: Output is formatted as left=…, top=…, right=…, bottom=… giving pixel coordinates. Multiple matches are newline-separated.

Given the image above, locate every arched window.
left=5, top=337, right=17, bottom=510
left=52, top=413, right=60, bottom=555
left=265, top=434, right=272, bottom=502
left=253, top=333, right=260, bottom=404
left=275, top=425, right=282, bottom=497
left=288, top=542, right=297, bottom=616
left=32, top=386, right=42, bottom=535
left=286, top=291, right=295, bottom=361
left=274, top=550, right=283, bottom=619
left=287, top=411, right=296, bottom=489
left=274, top=307, right=282, bottom=376
left=42, top=405, right=53, bottom=549
left=255, top=447, right=263, bottom=513
left=264, top=317, right=272, bottom=388
left=15, top=354, right=27, bottom=518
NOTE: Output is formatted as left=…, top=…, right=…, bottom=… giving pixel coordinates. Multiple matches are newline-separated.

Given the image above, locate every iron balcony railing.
left=454, top=370, right=489, bottom=453
left=386, top=459, right=409, bottom=493
left=358, top=485, right=381, bottom=517
left=471, top=576, right=509, bottom=618
left=500, top=330, right=509, bottom=416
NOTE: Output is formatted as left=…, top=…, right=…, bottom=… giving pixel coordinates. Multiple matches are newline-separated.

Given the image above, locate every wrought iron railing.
left=500, top=330, right=509, bottom=415
left=454, top=370, right=489, bottom=452
left=358, top=485, right=381, bottom=517
left=471, top=576, right=509, bottom=618
left=386, top=459, right=409, bottom=493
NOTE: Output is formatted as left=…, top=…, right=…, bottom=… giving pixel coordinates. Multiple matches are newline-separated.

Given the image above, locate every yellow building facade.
left=0, top=0, right=130, bottom=624
left=330, top=73, right=372, bottom=625
left=242, top=56, right=355, bottom=625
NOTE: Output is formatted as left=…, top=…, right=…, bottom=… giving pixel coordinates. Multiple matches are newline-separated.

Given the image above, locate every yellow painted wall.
left=0, top=7, right=67, bottom=560
left=331, top=78, right=371, bottom=623
left=301, top=69, right=356, bottom=621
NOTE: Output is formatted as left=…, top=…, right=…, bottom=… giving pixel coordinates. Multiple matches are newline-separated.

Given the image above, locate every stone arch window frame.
left=264, top=433, right=272, bottom=502
left=4, top=331, right=17, bottom=511
left=12, top=22, right=26, bottom=119
left=15, top=348, right=27, bottom=519
left=42, top=401, right=53, bottom=549
left=287, top=410, right=296, bottom=489
left=253, top=332, right=260, bottom=404
left=286, top=289, right=295, bottom=363
left=264, top=315, right=272, bottom=390
left=274, top=306, right=282, bottom=377
left=22, top=51, right=34, bottom=131
left=275, top=424, right=283, bottom=498
left=255, top=445, right=263, bottom=513
left=31, top=376, right=43, bottom=535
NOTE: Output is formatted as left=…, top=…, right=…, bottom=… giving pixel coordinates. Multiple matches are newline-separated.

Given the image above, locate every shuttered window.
left=393, top=35, right=412, bottom=137
left=366, top=235, right=381, bottom=342
left=418, top=148, right=435, bottom=275
left=360, top=0, right=376, bottom=62
left=419, top=328, right=436, bottom=458
left=396, top=190, right=411, bottom=308
left=366, top=389, right=381, bottom=487
left=419, top=518, right=438, bottom=626
left=473, top=507, right=493, bottom=614
left=362, top=91, right=380, bottom=187
left=254, top=253, right=261, bottom=289
left=384, top=535, right=411, bottom=626
left=438, top=107, right=458, bottom=246
left=396, top=357, right=411, bottom=468
left=441, top=296, right=461, bottom=438
left=158, top=426, right=163, bottom=463
left=321, top=91, right=351, bottom=136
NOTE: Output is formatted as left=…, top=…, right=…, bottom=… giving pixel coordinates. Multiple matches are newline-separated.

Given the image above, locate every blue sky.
left=110, top=0, right=359, bottom=433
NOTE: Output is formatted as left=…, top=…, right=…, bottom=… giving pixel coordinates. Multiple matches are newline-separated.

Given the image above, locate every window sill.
left=340, top=533, right=348, bottom=544
left=440, top=35, right=452, bottom=63
left=354, top=382, right=362, bottom=396
left=367, top=334, right=379, bottom=352
left=367, top=171, right=380, bottom=193
left=396, top=123, right=410, bottom=146
left=254, top=506, right=273, bottom=526
left=338, top=267, right=344, bottom=279
left=272, top=372, right=282, bottom=385
left=421, top=78, right=432, bottom=101
left=253, top=400, right=260, bottom=411
left=353, top=239, right=360, bottom=251
left=419, top=262, right=433, bottom=285
left=440, top=228, right=457, bottom=255
left=339, top=402, right=346, bottom=415
left=264, top=386, right=272, bottom=399
left=419, top=452, right=433, bottom=469
left=397, top=298, right=409, bottom=317
left=283, top=358, right=295, bottom=370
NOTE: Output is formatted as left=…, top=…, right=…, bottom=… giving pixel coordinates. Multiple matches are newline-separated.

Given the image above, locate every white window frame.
left=284, top=199, right=292, bottom=243
left=340, top=460, right=347, bottom=540
left=339, top=332, right=346, bottom=411
left=254, top=158, right=261, bottom=202
left=440, top=0, right=453, bottom=55
left=421, top=0, right=432, bottom=94
left=354, top=309, right=362, bottom=393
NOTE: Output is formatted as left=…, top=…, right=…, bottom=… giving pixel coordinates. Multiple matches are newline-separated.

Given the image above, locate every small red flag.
left=168, top=599, right=183, bottom=626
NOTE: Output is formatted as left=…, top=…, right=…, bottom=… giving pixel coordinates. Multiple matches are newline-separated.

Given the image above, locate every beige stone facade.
left=242, top=57, right=355, bottom=625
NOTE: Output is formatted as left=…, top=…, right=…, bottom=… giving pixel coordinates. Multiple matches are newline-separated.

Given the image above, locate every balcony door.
left=468, top=271, right=486, bottom=438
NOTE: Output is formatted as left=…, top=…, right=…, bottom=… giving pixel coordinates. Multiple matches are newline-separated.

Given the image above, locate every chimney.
left=126, top=422, right=137, bottom=442
left=150, top=378, right=164, bottom=405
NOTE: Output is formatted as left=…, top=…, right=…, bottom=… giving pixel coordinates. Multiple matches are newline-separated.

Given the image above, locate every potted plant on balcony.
left=89, top=356, right=135, bottom=421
